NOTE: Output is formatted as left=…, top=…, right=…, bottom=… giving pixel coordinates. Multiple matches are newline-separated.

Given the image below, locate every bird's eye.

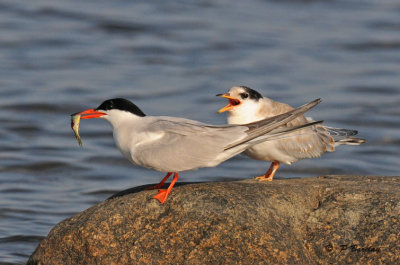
left=240, top=93, right=249, bottom=99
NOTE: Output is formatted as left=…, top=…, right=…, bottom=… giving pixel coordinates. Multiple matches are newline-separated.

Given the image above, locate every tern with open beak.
left=217, top=86, right=365, bottom=181
left=73, top=97, right=322, bottom=204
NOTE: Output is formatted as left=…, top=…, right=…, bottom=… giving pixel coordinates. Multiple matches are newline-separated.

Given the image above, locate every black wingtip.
left=313, top=98, right=322, bottom=104
left=304, top=98, right=322, bottom=109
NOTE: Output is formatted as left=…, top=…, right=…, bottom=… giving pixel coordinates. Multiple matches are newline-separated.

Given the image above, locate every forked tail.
left=325, top=127, right=366, bottom=146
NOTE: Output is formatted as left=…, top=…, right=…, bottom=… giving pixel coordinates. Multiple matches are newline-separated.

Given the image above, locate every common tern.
left=74, top=97, right=322, bottom=204
left=217, top=86, right=365, bottom=181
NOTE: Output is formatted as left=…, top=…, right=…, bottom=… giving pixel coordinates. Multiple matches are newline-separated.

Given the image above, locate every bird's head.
left=75, top=98, right=146, bottom=126
left=216, top=86, right=263, bottom=114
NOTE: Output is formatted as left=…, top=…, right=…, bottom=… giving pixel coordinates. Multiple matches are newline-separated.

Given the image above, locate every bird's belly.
left=243, top=141, right=298, bottom=165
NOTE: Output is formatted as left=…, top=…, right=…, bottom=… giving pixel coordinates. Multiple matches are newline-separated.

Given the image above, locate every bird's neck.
left=103, top=110, right=142, bottom=129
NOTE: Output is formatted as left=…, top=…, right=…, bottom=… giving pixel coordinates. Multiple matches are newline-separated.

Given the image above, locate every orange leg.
left=145, top=172, right=172, bottom=190
left=255, top=162, right=280, bottom=181
left=153, top=172, right=179, bottom=204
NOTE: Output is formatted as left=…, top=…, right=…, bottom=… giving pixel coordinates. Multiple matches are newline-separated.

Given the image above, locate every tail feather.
left=336, top=137, right=366, bottom=146
left=325, top=126, right=366, bottom=146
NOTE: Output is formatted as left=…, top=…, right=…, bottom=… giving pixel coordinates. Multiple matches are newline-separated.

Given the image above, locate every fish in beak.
left=70, top=109, right=106, bottom=146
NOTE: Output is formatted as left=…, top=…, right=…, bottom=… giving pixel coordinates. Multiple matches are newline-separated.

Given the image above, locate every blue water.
left=1, top=0, right=399, bottom=263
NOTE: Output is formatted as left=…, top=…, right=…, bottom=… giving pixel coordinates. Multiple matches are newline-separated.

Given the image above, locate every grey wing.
left=133, top=119, right=247, bottom=172
left=224, top=98, right=322, bottom=150
left=273, top=122, right=336, bottom=160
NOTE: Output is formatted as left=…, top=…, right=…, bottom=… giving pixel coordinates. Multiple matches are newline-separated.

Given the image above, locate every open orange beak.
left=74, top=109, right=106, bottom=119
left=216, top=93, right=241, bottom=113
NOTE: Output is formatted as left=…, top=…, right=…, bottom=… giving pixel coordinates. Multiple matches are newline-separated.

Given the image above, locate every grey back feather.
left=132, top=119, right=248, bottom=172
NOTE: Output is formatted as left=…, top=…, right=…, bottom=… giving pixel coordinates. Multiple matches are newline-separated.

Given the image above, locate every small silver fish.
left=71, top=113, right=82, bottom=146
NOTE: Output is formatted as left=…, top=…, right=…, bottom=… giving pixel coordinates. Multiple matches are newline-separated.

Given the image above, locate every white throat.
left=227, top=101, right=264, bottom=125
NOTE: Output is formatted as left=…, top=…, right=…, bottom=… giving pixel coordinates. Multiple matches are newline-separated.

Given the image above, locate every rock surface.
left=28, top=175, right=400, bottom=265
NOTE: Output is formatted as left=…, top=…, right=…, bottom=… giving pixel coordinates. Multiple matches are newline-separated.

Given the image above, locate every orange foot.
left=255, top=175, right=274, bottom=181
left=153, top=189, right=169, bottom=204
left=152, top=172, right=179, bottom=204
left=254, top=161, right=280, bottom=182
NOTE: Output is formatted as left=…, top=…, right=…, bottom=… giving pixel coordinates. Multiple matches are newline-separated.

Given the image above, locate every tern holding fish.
left=71, top=97, right=322, bottom=204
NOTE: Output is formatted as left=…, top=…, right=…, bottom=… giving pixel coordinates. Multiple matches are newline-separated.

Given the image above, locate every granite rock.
left=27, top=176, right=400, bottom=265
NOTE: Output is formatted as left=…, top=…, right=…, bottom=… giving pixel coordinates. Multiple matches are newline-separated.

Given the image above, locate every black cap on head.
left=96, top=98, right=146, bottom=117
left=239, top=86, right=263, bottom=100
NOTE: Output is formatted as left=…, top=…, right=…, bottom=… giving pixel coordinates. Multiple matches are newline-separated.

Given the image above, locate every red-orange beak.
left=216, top=93, right=241, bottom=113
left=74, top=109, right=106, bottom=119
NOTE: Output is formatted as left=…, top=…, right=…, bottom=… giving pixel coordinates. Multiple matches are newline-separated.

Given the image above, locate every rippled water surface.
left=1, top=0, right=400, bottom=263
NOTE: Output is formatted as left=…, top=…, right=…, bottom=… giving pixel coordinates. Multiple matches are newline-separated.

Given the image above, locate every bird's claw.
left=153, top=189, right=169, bottom=204
left=254, top=175, right=273, bottom=181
